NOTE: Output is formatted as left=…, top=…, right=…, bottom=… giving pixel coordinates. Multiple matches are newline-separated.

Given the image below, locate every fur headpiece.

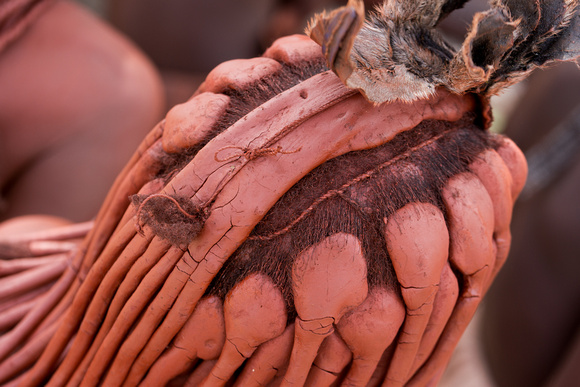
left=308, top=0, right=580, bottom=103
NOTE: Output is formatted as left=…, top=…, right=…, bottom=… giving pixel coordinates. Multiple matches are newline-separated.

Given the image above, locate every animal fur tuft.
left=308, top=0, right=580, bottom=103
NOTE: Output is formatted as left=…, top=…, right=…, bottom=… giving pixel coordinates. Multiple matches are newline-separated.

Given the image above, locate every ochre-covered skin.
left=0, top=0, right=165, bottom=222
left=0, top=18, right=533, bottom=387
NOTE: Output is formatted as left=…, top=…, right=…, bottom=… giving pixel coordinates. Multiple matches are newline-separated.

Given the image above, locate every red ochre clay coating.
left=49, top=234, right=164, bottom=386
left=5, top=0, right=578, bottom=383
left=19, top=129, right=170, bottom=386
left=235, top=324, right=295, bottom=386
left=183, top=359, right=217, bottom=387
left=108, top=248, right=198, bottom=386
left=140, top=296, right=225, bottom=386
left=408, top=173, right=496, bottom=386
left=0, top=215, right=73, bottom=240
left=62, top=54, right=350, bottom=387
left=90, top=247, right=184, bottom=386
left=114, top=78, right=476, bottom=387
left=0, top=29, right=531, bottom=386
left=0, top=258, right=66, bottom=301
left=337, top=287, right=405, bottom=386
left=305, top=332, right=352, bottom=386
left=469, top=148, right=514, bottom=278
left=409, top=262, right=458, bottom=376
left=162, top=92, right=231, bottom=154
left=169, top=79, right=472, bottom=210
left=200, top=273, right=286, bottom=387
left=405, top=141, right=526, bottom=387
left=262, top=34, right=324, bottom=65
left=197, top=57, right=283, bottom=94
left=284, top=233, right=368, bottom=386
left=0, top=284, right=52, bottom=332
left=383, top=202, right=449, bottom=386
left=0, top=219, right=90, bottom=382
left=495, top=137, right=528, bottom=202
left=162, top=89, right=470, bottom=294
left=0, top=127, right=164, bottom=384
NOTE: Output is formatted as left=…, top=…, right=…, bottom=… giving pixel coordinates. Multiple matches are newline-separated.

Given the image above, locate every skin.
left=0, top=0, right=165, bottom=222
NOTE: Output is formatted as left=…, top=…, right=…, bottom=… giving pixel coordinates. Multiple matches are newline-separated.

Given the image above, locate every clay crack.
left=312, top=363, right=341, bottom=376
left=214, top=145, right=302, bottom=163
left=200, top=223, right=235, bottom=264
left=227, top=338, right=255, bottom=359
left=399, top=284, right=439, bottom=290
left=186, top=247, right=203, bottom=264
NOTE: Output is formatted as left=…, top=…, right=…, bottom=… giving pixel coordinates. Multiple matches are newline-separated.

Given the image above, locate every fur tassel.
left=307, top=0, right=580, bottom=103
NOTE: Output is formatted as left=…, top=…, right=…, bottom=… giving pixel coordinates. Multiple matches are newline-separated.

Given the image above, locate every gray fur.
left=308, top=0, right=580, bottom=103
